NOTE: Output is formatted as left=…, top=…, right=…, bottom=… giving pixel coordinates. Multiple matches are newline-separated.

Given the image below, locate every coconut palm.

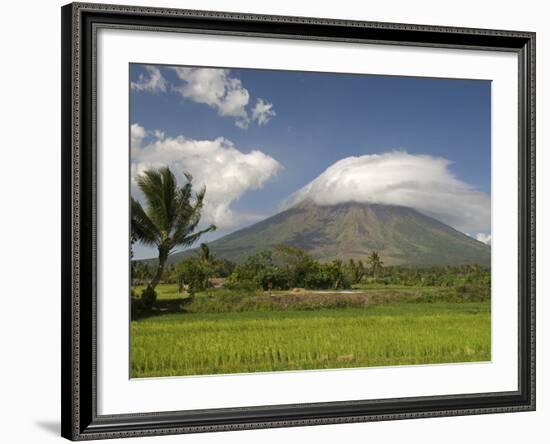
left=197, top=243, right=214, bottom=266
left=348, top=258, right=366, bottom=284
left=196, top=243, right=216, bottom=289
left=131, top=167, right=216, bottom=305
left=367, top=251, right=384, bottom=277
left=329, top=259, right=345, bottom=289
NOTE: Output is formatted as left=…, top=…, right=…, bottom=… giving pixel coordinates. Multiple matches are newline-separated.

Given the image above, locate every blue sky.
left=130, top=64, right=491, bottom=259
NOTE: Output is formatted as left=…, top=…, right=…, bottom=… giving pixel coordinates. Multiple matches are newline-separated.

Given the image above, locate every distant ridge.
left=141, top=201, right=491, bottom=267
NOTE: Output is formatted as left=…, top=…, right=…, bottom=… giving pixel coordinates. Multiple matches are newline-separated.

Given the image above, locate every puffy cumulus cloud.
left=130, top=66, right=277, bottom=128
left=130, top=66, right=167, bottom=93
left=476, top=233, right=491, bottom=245
left=288, top=151, right=490, bottom=234
left=251, top=99, right=276, bottom=126
left=130, top=123, right=147, bottom=147
left=131, top=124, right=282, bottom=229
left=172, top=67, right=250, bottom=128
left=171, top=67, right=276, bottom=129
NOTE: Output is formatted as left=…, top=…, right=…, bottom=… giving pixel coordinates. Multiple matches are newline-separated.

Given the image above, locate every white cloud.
left=288, top=151, right=490, bottom=234
left=131, top=66, right=277, bottom=128
left=172, top=68, right=250, bottom=128
left=171, top=67, right=276, bottom=128
left=130, top=66, right=167, bottom=93
left=131, top=124, right=281, bottom=229
left=476, top=233, right=491, bottom=245
left=130, top=123, right=147, bottom=147
left=251, top=99, right=276, bottom=126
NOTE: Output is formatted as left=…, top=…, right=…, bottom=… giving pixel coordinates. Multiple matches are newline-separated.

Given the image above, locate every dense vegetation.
left=132, top=243, right=490, bottom=304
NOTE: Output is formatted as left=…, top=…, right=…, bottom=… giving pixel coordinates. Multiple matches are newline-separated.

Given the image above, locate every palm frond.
left=175, top=224, right=217, bottom=249
left=171, top=185, right=208, bottom=244
left=131, top=197, right=160, bottom=246
left=160, top=167, right=177, bottom=229
left=136, top=167, right=176, bottom=232
left=134, top=166, right=216, bottom=263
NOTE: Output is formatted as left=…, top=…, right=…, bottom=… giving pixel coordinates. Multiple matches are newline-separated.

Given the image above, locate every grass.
left=132, top=284, right=486, bottom=318
left=133, top=283, right=187, bottom=301
left=131, top=293, right=491, bottom=377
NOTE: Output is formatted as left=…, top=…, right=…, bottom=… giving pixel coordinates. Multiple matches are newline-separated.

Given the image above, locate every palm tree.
left=197, top=243, right=216, bottom=289
left=131, top=167, right=216, bottom=305
left=197, top=243, right=214, bottom=265
left=367, top=251, right=384, bottom=277
left=330, top=259, right=345, bottom=289
left=348, top=258, right=366, bottom=284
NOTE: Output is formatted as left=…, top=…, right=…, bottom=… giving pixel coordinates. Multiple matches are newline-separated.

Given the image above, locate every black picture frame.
left=61, top=2, right=536, bottom=440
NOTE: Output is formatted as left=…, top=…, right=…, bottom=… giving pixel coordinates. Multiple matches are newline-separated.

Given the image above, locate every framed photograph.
left=61, top=2, right=535, bottom=440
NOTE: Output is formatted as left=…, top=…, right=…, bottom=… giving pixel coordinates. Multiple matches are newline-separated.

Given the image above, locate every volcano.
left=157, top=201, right=490, bottom=266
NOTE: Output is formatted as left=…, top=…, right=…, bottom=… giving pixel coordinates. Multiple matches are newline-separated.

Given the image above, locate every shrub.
left=141, top=286, right=156, bottom=309
left=130, top=287, right=144, bottom=319
left=454, top=283, right=490, bottom=301
left=176, top=258, right=209, bottom=293
left=224, top=274, right=261, bottom=291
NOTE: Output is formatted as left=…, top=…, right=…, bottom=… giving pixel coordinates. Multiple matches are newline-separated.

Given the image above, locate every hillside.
left=143, top=201, right=491, bottom=266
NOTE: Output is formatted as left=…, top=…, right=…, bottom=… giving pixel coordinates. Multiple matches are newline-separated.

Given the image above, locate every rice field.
left=131, top=301, right=491, bottom=378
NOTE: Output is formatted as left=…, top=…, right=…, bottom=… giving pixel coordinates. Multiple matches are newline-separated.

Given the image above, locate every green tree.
left=212, top=258, right=236, bottom=278
left=327, top=259, right=347, bottom=289
left=367, top=251, right=384, bottom=277
left=197, top=243, right=215, bottom=269
left=176, top=258, right=208, bottom=295
left=132, top=261, right=152, bottom=283
left=225, top=250, right=291, bottom=291
left=347, top=258, right=366, bottom=284
left=274, top=245, right=315, bottom=288
left=131, top=167, right=216, bottom=306
left=196, top=243, right=215, bottom=289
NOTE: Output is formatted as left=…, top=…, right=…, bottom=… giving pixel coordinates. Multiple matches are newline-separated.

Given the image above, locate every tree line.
left=133, top=243, right=489, bottom=294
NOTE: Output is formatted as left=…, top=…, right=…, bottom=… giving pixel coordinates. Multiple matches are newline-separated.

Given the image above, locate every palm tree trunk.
left=149, top=247, right=169, bottom=291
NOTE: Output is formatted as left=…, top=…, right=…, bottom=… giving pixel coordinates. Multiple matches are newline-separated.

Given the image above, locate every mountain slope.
left=157, top=201, right=491, bottom=266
